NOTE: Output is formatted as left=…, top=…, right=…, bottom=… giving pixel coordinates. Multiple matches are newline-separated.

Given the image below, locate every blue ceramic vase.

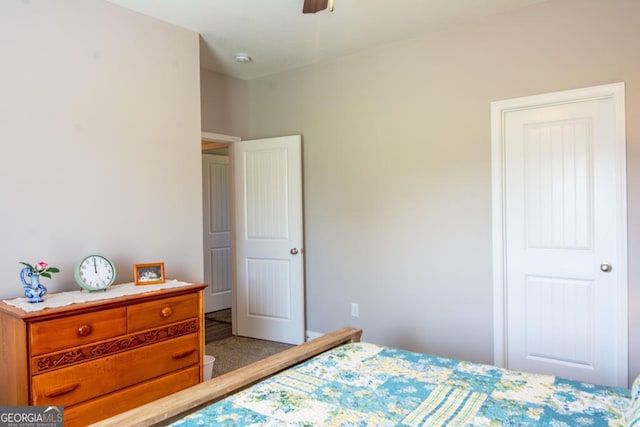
left=20, top=267, right=47, bottom=303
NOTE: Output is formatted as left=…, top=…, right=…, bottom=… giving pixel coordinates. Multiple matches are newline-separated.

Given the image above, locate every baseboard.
left=306, top=330, right=323, bottom=341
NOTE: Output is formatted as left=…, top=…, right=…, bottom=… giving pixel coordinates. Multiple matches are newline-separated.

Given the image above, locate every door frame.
left=202, top=131, right=240, bottom=148
left=490, top=83, right=628, bottom=384
left=202, top=131, right=240, bottom=333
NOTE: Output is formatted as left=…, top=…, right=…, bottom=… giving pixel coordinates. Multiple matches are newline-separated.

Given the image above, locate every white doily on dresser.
left=2, top=280, right=198, bottom=313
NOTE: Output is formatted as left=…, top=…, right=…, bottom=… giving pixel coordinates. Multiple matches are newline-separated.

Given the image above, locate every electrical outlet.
left=351, top=302, right=359, bottom=317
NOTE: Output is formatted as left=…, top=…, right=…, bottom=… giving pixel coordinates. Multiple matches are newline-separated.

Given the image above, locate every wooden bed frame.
left=91, top=327, right=363, bottom=426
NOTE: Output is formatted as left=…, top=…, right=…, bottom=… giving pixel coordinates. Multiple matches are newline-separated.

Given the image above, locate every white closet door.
left=202, top=154, right=231, bottom=313
left=493, top=83, right=627, bottom=387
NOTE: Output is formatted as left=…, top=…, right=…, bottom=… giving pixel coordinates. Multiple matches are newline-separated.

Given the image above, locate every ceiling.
left=106, top=0, right=548, bottom=81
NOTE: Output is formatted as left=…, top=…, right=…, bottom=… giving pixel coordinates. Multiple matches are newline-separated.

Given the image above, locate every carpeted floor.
left=204, top=309, right=293, bottom=378
left=204, top=336, right=292, bottom=378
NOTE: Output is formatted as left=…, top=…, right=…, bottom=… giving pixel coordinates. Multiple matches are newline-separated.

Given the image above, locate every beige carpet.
left=204, top=336, right=292, bottom=378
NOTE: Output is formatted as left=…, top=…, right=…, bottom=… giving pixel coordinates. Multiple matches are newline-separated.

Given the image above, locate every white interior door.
left=492, top=83, right=627, bottom=387
left=202, top=154, right=232, bottom=313
left=233, top=135, right=305, bottom=345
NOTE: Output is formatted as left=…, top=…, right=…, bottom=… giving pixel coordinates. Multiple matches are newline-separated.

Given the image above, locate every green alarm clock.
left=74, top=254, right=116, bottom=292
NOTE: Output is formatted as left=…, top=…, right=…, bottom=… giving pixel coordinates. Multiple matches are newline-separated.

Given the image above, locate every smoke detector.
left=233, top=53, right=252, bottom=63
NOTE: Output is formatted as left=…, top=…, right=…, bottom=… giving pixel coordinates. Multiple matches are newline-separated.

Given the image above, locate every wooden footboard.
left=91, top=327, right=363, bottom=426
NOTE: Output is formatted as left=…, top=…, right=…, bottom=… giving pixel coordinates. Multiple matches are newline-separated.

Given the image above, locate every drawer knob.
left=77, top=324, right=93, bottom=337
left=160, top=306, right=174, bottom=318
left=44, top=383, right=79, bottom=398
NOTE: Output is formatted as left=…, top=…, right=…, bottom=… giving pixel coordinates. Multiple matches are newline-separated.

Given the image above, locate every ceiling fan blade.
left=303, top=0, right=329, bottom=14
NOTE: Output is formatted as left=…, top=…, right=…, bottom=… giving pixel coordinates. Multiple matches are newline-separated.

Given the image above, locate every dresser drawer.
left=30, top=307, right=126, bottom=356
left=127, top=293, right=198, bottom=332
left=31, top=333, right=199, bottom=407
left=63, top=366, right=199, bottom=427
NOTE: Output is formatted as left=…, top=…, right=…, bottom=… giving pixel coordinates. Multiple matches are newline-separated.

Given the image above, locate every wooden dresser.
left=0, top=282, right=207, bottom=426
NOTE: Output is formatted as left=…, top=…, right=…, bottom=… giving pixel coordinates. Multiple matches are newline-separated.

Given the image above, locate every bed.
left=92, top=327, right=637, bottom=426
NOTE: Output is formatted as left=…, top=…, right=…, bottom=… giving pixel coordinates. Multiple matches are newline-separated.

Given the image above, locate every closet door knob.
left=290, top=248, right=299, bottom=255
left=600, top=263, right=612, bottom=272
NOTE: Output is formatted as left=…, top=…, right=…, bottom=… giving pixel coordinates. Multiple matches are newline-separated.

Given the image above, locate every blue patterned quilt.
left=172, top=343, right=632, bottom=426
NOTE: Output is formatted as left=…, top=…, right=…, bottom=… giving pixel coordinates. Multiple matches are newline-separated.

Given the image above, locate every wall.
left=200, top=67, right=249, bottom=138
left=0, top=0, right=203, bottom=299
left=245, top=0, right=640, bottom=383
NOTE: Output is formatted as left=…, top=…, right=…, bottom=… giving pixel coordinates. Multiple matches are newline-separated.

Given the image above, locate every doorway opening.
left=202, top=131, right=239, bottom=340
left=202, top=133, right=306, bottom=345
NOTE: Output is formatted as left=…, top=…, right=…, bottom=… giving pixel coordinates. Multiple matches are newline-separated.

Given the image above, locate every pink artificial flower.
left=36, top=261, right=49, bottom=272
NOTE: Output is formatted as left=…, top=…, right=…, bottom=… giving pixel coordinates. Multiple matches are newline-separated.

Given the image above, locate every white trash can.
left=203, top=355, right=215, bottom=381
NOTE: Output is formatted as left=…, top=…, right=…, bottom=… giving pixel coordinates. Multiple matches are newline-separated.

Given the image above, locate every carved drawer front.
left=127, top=293, right=198, bottom=332
left=30, top=307, right=127, bottom=356
left=31, top=333, right=199, bottom=407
